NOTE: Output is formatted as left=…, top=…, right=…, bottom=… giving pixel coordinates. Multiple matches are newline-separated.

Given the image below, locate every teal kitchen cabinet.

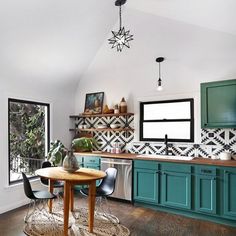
left=195, top=166, right=217, bottom=215
left=222, top=167, right=236, bottom=220
left=201, top=79, right=236, bottom=128
left=74, top=155, right=101, bottom=190
left=133, top=160, right=160, bottom=205
left=162, top=163, right=192, bottom=210
left=83, top=156, right=101, bottom=186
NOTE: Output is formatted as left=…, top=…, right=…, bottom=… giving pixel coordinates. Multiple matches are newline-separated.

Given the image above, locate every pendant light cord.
left=159, top=62, right=161, bottom=79
left=119, top=5, right=122, bottom=30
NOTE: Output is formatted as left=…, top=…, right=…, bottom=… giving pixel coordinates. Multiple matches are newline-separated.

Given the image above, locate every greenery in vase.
left=47, top=140, right=68, bottom=166
left=72, top=137, right=96, bottom=152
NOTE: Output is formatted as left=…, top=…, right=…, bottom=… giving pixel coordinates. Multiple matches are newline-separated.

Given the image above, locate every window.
left=8, top=98, right=50, bottom=184
left=140, top=98, right=194, bottom=142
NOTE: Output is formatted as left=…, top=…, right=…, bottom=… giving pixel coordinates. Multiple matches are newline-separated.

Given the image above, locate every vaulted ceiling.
left=0, top=0, right=235, bottom=92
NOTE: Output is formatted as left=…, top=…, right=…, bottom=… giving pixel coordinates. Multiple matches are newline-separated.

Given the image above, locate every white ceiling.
left=127, top=0, right=236, bottom=35
left=0, top=0, right=235, bottom=92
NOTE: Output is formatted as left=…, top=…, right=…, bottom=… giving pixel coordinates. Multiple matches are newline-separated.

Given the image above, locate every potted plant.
left=47, top=140, right=67, bottom=166
left=72, top=137, right=96, bottom=152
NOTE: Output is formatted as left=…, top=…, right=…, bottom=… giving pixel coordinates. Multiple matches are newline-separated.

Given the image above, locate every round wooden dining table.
left=35, top=167, right=106, bottom=236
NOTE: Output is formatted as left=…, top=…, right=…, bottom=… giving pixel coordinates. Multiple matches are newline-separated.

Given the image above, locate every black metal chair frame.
left=80, top=167, right=118, bottom=223
left=22, top=172, right=57, bottom=224
left=40, top=161, right=64, bottom=208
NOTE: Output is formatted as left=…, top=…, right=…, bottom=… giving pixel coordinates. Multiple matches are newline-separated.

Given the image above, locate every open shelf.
left=69, top=112, right=134, bottom=119
left=69, top=127, right=134, bottom=132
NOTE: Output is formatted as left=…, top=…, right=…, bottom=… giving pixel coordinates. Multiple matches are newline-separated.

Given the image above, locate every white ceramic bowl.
left=219, top=152, right=232, bottom=161
left=97, top=125, right=107, bottom=129
left=110, top=124, right=119, bottom=129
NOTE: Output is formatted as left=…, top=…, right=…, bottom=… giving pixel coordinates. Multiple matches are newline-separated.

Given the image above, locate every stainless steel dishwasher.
left=101, top=158, right=132, bottom=201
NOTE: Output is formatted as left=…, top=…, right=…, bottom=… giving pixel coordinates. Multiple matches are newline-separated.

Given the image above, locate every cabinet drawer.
left=134, top=160, right=159, bottom=170
left=196, top=166, right=216, bottom=176
left=83, top=156, right=100, bottom=165
left=162, top=163, right=192, bottom=173
left=74, top=154, right=83, bottom=164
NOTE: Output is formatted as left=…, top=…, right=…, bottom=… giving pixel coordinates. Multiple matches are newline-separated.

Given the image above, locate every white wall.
left=0, top=79, right=75, bottom=214
left=75, top=8, right=236, bottom=142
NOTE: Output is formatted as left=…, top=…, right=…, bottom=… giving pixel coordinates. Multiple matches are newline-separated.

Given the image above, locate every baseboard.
left=0, top=199, right=28, bottom=214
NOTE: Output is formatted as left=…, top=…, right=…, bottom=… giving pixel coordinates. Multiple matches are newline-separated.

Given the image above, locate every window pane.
left=9, top=99, right=49, bottom=184
left=144, top=101, right=191, bottom=120
left=143, top=122, right=191, bottom=140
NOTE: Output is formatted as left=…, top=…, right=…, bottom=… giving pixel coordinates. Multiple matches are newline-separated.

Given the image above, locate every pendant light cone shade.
left=108, top=0, right=134, bottom=52
left=156, top=57, right=165, bottom=91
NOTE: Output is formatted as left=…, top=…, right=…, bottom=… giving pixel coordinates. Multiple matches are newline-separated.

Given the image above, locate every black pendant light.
left=156, top=57, right=165, bottom=91
left=108, top=0, right=134, bottom=52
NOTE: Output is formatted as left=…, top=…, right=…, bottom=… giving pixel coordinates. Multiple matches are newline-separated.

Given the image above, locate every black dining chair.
left=40, top=161, right=64, bottom=188
left=22, top=172, right=57, bottom=223
left=80, top=167, right=118, bottom=222
left=40, top=161, right=64, bottom=208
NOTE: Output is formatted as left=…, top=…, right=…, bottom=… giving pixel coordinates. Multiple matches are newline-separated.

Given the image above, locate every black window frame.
left=8, top=98, right=50, bottom=185
left=140, top=98, right=194, bottom=143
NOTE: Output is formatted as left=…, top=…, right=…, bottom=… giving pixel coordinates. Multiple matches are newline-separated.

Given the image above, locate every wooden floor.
left=0, top=193, right=236, bottom=236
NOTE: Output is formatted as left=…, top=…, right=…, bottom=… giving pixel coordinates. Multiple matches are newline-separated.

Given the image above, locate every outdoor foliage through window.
left=9, top=99, right=49, bottom=184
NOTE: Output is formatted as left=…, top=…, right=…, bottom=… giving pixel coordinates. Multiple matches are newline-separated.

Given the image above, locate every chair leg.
left=24, top=200, right=35, bottom=223
left=95, top=196, right=119, bottom=224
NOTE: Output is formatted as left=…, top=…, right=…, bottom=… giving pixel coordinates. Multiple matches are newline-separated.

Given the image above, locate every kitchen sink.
left=137, top=154, right=194, bottom=161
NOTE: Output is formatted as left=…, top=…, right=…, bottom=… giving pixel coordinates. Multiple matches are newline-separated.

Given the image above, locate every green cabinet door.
left=195, top=174, right=216, bottom=214
left=133, top=168, right=159, bottom=205
left=223, top=168, right=236, bottom=220
left=84, top=164, right=101, bottom=186
left=201, top=79, right=236, bottom=128
left=162, top=171, right=191, bottom=210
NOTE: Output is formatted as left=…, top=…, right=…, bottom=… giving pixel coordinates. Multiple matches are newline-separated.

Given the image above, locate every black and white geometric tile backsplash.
left=128, top=128, right=236, bottom=157
left=75, top=115, right=236, bottom=157
left=75, top=115, right=134, bottom=152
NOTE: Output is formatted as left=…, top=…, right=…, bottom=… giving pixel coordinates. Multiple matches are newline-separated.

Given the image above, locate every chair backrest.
left=22, top=172, right=35, bottom=199
left=98, top=167, right=117, bottom=196
left=40, top=161, right=52, bottom=186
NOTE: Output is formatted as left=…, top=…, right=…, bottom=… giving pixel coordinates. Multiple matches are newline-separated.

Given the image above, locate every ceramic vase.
left=119, top=97, right=127, bottom=113
left=63, top=150, right=79, bottom=172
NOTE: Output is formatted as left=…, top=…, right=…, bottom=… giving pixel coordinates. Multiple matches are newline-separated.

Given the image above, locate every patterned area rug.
left=23, top=208, right=130, bottom=236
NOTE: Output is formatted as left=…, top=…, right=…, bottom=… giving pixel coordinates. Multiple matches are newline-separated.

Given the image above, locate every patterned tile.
left=74, top=115, right=236, bottom=158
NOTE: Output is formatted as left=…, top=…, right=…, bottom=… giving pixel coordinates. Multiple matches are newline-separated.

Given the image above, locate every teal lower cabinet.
left=73, top=155, right=101, bottom=190
left=133, top=160, right=236, bottom=227
left=84, top=156, right=101, bottom=186
left=162, top=171, right=191, bottom=210
left=133, top=160, right=160, bottom=205
left=223, top=167, right=236, bottom=220
left=195, top=166, right=217, bottom=215
left=133, top=168, right=159, bottom=205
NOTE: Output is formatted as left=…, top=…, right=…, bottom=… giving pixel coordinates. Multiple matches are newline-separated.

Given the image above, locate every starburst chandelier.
left=108, top=0, right=134, bottom=52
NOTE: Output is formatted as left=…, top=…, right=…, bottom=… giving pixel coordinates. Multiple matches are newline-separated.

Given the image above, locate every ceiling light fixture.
left=108, top=0, right=134, bottom=52
left=156, top=57, right=165, bottom=91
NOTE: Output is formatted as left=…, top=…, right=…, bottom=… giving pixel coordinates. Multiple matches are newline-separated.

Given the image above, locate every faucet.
left=164, top=134, right=169, bottom=155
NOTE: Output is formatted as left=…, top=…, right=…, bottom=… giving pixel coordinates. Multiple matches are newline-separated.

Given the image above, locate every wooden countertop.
left=74, top=151, right=236, bottom=167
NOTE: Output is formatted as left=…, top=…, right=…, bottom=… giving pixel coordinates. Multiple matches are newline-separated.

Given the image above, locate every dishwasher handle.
left=101, top=160, right=132, bottom=166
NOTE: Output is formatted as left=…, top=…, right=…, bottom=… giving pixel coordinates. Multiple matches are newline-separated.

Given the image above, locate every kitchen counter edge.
left=74, top=152, right=236, bottom=167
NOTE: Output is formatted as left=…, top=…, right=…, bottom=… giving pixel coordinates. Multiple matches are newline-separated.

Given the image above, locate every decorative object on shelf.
left=156, top=57, right=165, bottom=91
left=119, top=97, right=127, bottom=113
left=108, top=0, right=133, bottom=52
left=62, top=150, right=79, bottom=172
left=47, top=140, right=67, bottom=166
left=219, top=151, right=232, bottom=161
left=97, top=124, right=107, bottom=129
left=114, top=104, right=119, bottom=114
left=84, top=92, right=104, bottom=114
left=110, top=124, right=119, bottom=129
left=103, top=104, right=114, bottom=114
left=72, top=137, right=96, bottom=152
